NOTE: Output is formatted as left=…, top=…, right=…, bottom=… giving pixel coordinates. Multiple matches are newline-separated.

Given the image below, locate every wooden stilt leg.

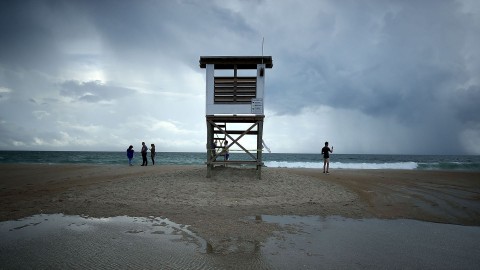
left=257, top=120, right=263, bottom=180
left=206, top=119, right=213, bottom=178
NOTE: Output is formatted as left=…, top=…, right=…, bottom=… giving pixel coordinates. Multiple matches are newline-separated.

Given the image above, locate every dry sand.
left=1, top=164, right=479, bottom=253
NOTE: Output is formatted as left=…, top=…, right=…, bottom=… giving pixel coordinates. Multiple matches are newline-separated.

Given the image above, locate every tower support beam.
left=206, top=115, right=264, bottom=179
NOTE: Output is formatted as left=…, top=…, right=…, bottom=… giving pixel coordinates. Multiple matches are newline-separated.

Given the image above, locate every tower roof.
left=199, top=56, right=273, bottom=69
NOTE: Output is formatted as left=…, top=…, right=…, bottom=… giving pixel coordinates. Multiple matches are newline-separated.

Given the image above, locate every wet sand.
left=2, top=214, right=480, bottom=269
left=1, top=164, right=479, bottom=253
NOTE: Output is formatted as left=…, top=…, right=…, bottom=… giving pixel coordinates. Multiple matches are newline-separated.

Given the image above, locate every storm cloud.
left=0, top=0, right=479, bottom=154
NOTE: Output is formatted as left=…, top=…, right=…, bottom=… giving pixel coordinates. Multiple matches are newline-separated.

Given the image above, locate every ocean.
left=0, top=151, right=479, bottom=171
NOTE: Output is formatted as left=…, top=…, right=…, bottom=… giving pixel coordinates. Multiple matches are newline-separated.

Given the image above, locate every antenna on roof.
left=262, top=37, right=264, bottom=58
left=260, top=37, right=265, bottom=77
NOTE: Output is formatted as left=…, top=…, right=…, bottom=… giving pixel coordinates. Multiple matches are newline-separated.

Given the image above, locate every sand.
left=1, top=164, right=479, bottom=253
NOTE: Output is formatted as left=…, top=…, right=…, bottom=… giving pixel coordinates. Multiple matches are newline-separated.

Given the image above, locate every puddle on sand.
left=257, top=215, right=480, bottom=270
left=1, top=214, right=480, bottom=269
left=0, top=214, right=209, bottom=269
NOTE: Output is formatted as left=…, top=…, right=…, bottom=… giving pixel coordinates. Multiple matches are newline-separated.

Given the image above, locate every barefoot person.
left=321, top=142, right=333, bottom=174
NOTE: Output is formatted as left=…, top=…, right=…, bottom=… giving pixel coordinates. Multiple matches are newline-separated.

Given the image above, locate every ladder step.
left=214, top=130, right=258, bottom=135
left=207, top=160, right=263, bottom=165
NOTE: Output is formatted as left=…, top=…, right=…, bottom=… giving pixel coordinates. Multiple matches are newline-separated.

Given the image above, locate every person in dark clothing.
left=126, top=145, right=134, bottom=166
left=150, top=144, right=156, bottom=165
left=321, top=141, right=333, bottom=174
left=223, top=140, right=229, bottom=161
left=141, top=142, right=148, bottom=166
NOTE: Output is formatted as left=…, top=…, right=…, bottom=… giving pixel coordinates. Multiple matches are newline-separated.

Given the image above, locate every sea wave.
left=417, top=162, right=480, bottom=171
left=1, top=151, right=478, bottom=171
left=264, top=161, right=418, bottom=170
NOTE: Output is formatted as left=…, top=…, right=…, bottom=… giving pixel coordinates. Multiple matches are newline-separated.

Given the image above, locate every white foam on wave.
left=264, top=161, right=418, bottom=170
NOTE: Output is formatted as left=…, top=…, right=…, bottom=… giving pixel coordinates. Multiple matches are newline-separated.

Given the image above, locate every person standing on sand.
left=141, top=142, right=148, bottom=166
left=322, top=142, right=333, bottom=174
left=126, top=145, right=134, bottom=166
left=210, top=140, right=217, bottom=161
left=224, top=140, right=229, bottom=161
left=150, top=144, right=156, bottom=165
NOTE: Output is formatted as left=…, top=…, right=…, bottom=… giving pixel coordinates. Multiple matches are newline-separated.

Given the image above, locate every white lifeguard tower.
left=199, top=56, right=273, bottom=179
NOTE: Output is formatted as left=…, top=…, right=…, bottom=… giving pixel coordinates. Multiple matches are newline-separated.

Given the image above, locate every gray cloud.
left=0, top=0, right=479, bottom=154
left=60, top=80, right=132, bottom=103
left=453, top=85, right=480, bottom=123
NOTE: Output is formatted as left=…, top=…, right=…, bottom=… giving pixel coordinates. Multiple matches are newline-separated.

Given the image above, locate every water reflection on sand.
left=0, top=214, right=209, bottom=269
left=1, top=214, right=479, bottom=269
left=258, top=215, right=480, bottom=269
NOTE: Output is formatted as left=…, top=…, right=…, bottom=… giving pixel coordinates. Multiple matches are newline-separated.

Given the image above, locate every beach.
left=1, top=164, right=479, bottom=255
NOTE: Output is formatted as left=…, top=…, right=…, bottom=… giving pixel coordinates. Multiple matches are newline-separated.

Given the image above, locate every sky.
left=1, top=0, right=479, bottom=155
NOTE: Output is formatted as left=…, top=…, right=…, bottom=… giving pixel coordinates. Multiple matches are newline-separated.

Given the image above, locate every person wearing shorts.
left=321, top=142, right=333, bottom=174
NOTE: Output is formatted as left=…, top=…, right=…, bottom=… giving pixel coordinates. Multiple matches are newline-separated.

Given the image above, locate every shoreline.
left=1, top=164, right=479, bottom=253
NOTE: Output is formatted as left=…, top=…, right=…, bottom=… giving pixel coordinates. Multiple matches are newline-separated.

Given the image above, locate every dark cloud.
left=268, top=0, right=477, bottom=122
left=0, top=1, right=78, bottom=71
left=453, top=85, right=480, bottom=124
left=63, top=0, right=258, bottom=69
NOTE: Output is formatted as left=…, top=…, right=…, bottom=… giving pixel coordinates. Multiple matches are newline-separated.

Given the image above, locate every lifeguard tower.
left=199, top=56, right=273, bottom=179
